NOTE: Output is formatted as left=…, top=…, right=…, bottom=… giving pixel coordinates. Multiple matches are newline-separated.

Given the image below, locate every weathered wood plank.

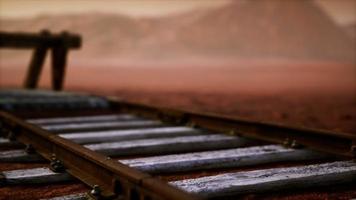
left=86, top=134, right=252, bottom=156
left=0, top=138, right=11, bottom=144
left=1, top=167, right=72, bottom=185
left=0, top=149, right=44, bottom=162
left=41, top=193, right=87, bottom=200
left=0, top=138, right=22, bottom=149
left=41, top=120, right=163, bottom=133
left=61, top=127, right=205, bottom=144
left=1, top=131, right=226, bottom=162
left=171, top=161, right=356, bottom=198
left=120, top=145, right=327, bottom=174
left=0, top=146, right=329, bottom=185
left=0, top=89, right=109, bottom=111
left=27, top=114, right=138, bottom=125
left=0, top=96, right=109, bottom=111
left=0, top=89, right=74, bottom=97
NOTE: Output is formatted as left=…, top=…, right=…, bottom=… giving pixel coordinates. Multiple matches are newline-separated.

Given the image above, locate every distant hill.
left=343, top=23, right=356, bottom=42
left=0, top=0, right=355, bottom=64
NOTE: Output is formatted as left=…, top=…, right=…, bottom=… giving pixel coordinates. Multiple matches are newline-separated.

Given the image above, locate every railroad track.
left=0, top=89, right=355, bottom=200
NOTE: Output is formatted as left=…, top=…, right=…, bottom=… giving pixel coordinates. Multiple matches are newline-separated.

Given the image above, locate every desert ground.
left=1, top=61, right=355, bottom=134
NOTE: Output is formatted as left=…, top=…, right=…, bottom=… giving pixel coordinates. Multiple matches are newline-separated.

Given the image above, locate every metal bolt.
left=283, top=138, right=291, bottom=147
left=228, top=130, right=235, bottom=136
left=290, top=140, right=303, bottom=149
left=50, top=155, right=65, bottom=172
left=90, top=185, right=101, bottom=197
left=51, top=154, right=56, bottom=160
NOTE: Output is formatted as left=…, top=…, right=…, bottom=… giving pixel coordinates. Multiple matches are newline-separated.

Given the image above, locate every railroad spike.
left=290, top=140, right=303, bottom=149
left=227, top=129, right=242, bottom=137
left=86, top=185, right=105, bottom=200
left=228, top=130, right=236, bottom=136
left=283, top=138, right=291, bottom=147
left=50, top=154, right=65, bottom=172
left=91, top=185, right=101, bottom=196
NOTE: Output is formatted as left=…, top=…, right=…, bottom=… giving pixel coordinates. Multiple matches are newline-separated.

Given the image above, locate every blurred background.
left=0, top=0, right=355, bottom=133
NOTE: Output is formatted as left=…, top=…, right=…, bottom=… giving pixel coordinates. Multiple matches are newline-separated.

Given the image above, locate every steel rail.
left=0, top=111, right=200, bottom=200
left=111, top=99, right=356, bottom=158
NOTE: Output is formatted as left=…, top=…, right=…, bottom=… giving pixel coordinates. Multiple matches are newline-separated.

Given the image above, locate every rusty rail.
left=1, top=93, right=355, bottom=199
left=0, top=31, right=81, bottom=90
left=111, top=99, right=356, bottom=158
left=0, top=111, right=200, bottom=200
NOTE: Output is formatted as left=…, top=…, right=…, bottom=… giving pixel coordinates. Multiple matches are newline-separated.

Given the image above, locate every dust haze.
left=0, top=0, right=355, bottom=133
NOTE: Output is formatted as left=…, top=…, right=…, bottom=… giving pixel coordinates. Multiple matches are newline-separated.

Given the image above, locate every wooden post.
left=23, top=46, right=48, bottom=89
left=51, top=32, right=69, bottom=91
left=51, top=46, right=68, bottom=91
left=23, top=30, right=50, bottom=89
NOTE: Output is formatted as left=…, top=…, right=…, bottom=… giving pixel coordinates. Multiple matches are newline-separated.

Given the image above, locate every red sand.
left=2, top=62, right=354, bottom=133
left=0, top=183, right=87, bottom=200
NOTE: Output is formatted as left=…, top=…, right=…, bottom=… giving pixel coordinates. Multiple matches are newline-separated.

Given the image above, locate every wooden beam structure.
left=0, top=30, right=81, bottom=91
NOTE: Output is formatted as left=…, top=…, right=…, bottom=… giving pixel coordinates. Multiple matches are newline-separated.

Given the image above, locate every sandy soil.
left=0, top=183, right=87, bottom=200
left=2, top=62, right=354, bottom=133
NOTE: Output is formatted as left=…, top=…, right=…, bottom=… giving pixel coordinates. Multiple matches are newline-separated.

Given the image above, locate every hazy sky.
left=315, top=0, right=356, bottom=25
left=0, top=0, right=230, bottom=18
left=0, top=0, right=355, bottom=25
